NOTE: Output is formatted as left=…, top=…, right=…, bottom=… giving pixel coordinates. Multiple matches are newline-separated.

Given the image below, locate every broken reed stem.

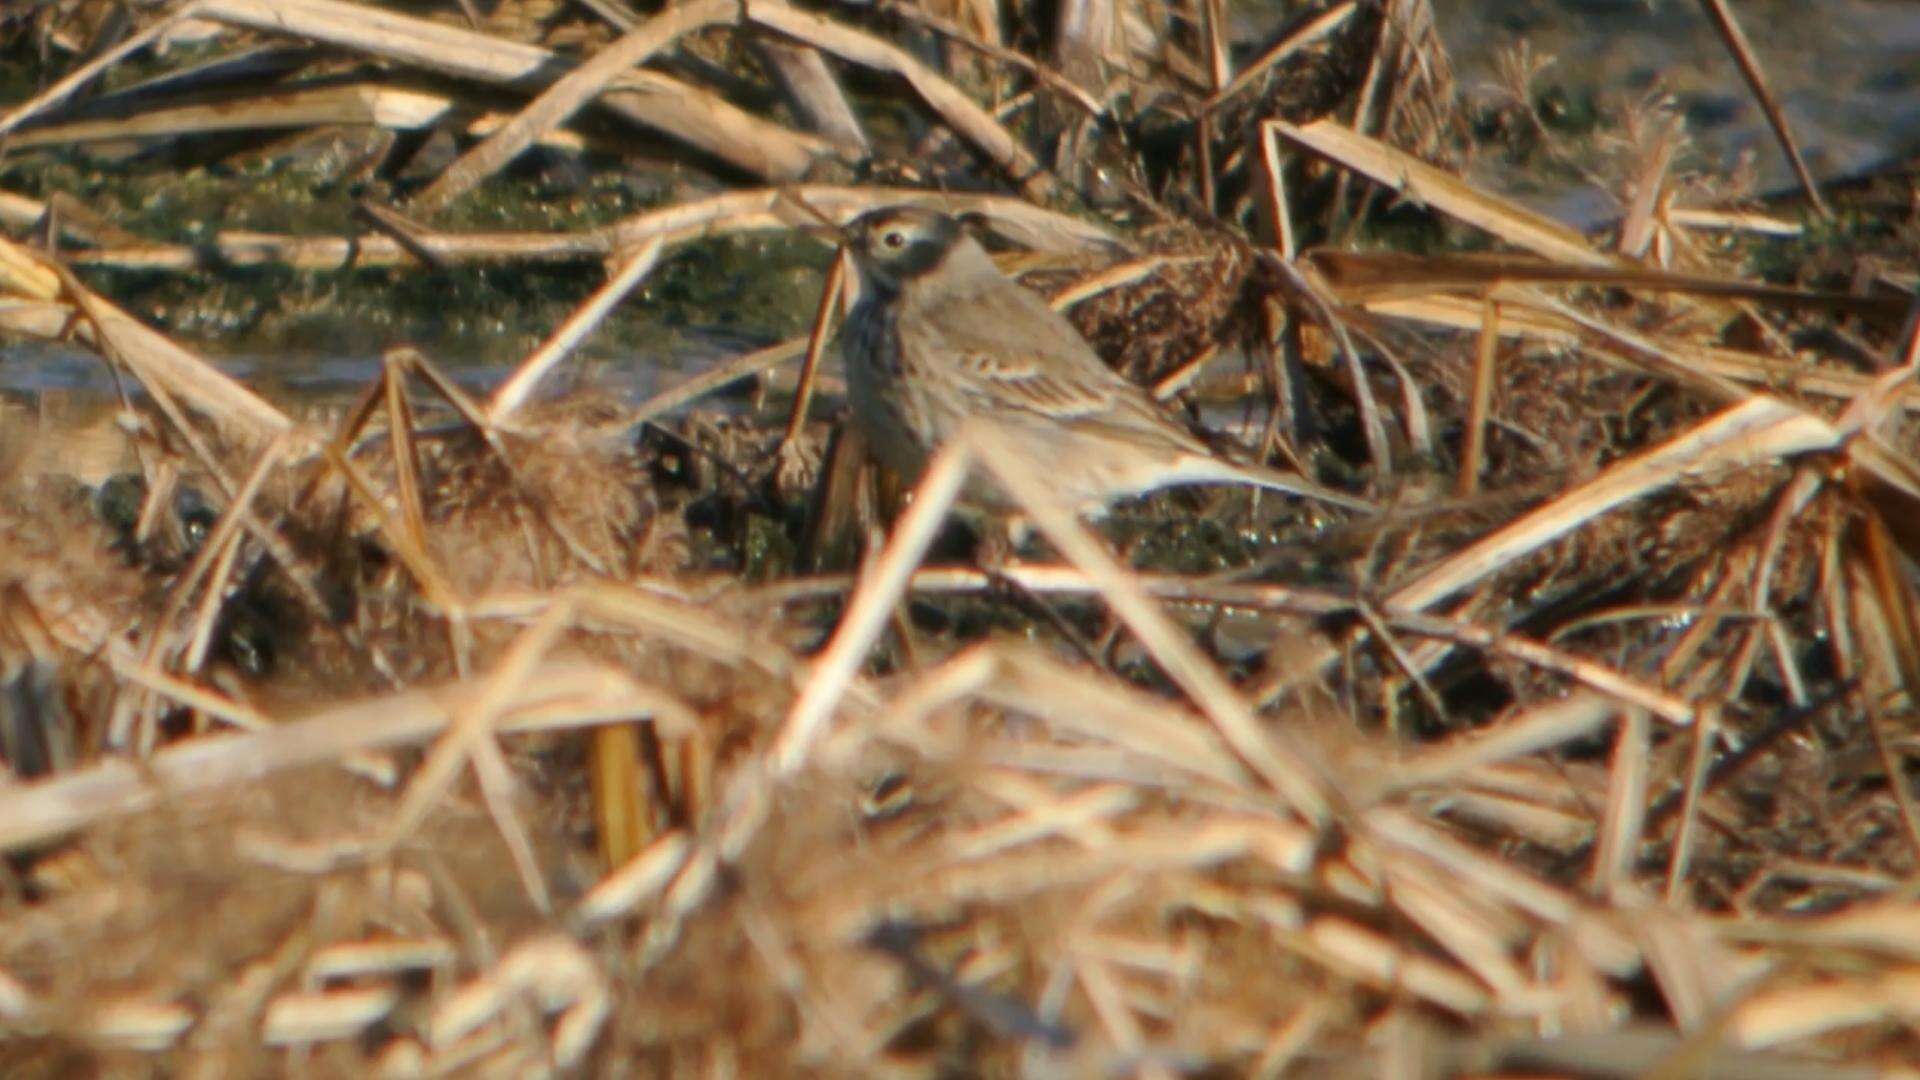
left=488, top=239, right=665, bottom=424
left=770, top=441, right=971, bottom=775
left=412, top=0, right=742, bottom=212
left=1458, top=296, right=1499, bottom=496
left=0, top=5, right=198, bottom=139
left=196, top=0, right=822, bottom=180
left=0, top=659, right=675, bottom=852
left=796, top=563, right=1691, bottom=723
left=874, top=0, right=1103, bottom=115
left=181, top=436, right=293, bottom=672
left=967, top=423, right=1336, bottom=824
left=1208, top=2, right=1358, bottom=113
left=779, top=251, right=847, bottom=452
left=382, top=351, right=432, bottom=559
left=1663, top=702, right=1718, bottom=902
left=744, top=0, right=1056, bottom=199
left=1696, top=0, right=1829, bottom=217
left=382, top=601, right=580, bottom=912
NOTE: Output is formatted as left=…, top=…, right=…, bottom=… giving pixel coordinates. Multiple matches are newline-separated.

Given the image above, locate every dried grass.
left=2, top=0, right=1920, bottom=1074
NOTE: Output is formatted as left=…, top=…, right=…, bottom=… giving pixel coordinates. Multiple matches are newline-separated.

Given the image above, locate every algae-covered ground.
left=1, top=142, right=829, bottom=382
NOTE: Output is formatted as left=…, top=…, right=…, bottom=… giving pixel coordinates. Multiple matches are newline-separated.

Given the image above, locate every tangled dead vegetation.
left=3, top=0, right=1920, bottom=1075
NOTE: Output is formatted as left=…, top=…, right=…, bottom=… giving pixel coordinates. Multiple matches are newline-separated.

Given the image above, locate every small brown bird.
left=837, top=206, right=1371, bottom=516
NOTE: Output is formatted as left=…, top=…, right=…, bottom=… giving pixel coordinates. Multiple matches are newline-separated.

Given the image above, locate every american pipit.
left=836, top=206, right=1371, bottom=516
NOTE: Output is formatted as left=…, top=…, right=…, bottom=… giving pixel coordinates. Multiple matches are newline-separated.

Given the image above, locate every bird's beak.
left=774, top=188, right=849, bottom=246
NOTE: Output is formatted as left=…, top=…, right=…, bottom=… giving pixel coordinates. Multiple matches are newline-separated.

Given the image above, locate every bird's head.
left=842, top=206, right=968, bottom=292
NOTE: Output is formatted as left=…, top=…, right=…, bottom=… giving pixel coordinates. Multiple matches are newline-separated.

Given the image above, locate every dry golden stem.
left=745, top=1, right=1056, bottom=199
left=772, top=440, right=972, bottom=774
left=1697, top=0, right=1829, bottom=217
left=968, top=421, right=1336, bottom=824
left=197, top=0, right=823, bottom=180
left=1458, top=296, right=1500, bottom=497
left=488, top=239, right=664, bottom=424
left=778, top=250, right=848, bottom=456
left=412, top=0, right=743, bottom=211
left=0, top=5, right=200, bottom=139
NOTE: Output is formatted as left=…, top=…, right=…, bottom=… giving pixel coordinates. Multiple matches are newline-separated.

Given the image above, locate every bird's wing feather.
left=913, top=278, right=1204, bottom=453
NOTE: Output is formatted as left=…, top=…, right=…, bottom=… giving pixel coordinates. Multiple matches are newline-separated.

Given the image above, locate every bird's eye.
left=881, top=230, right=907, bottom=250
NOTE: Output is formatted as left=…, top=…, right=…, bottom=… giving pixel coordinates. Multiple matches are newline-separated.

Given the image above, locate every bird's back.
left=898, top=257, right=1208, bottom=462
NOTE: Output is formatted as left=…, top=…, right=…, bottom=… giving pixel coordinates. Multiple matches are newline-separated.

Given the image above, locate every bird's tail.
left=1161, top=454, right=1375, bottom=513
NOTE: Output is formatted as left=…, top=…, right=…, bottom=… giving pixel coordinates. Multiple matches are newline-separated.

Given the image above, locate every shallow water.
left=1430, top=0, right=1920, bottom=221
left=0, top=320, right=775, bottom=410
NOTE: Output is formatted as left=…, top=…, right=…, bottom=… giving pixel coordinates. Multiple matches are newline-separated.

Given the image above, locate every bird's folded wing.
left=918, top=286, right=1203, bottom=453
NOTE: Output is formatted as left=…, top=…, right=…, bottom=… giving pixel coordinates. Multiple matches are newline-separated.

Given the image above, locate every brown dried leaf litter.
left=4, top=0, right=1920, bottom=1075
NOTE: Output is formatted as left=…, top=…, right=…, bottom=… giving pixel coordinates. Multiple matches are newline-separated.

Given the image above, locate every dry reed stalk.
left=382, top=602, right=585, bottom=912
left=0, top=240, right=62, bottom=300
left=864, top=642, right=1251, bottom=788
left=1383, top=693, right=1617, bottom=794
left=1696, top=0, right=1828, bottom=217
left=0, top=242, right=291, bottom=441
left=195, top=0, right=825, bottom=180
left=1618, top=121, right=1678, bottom=260
left=1250, top=393, right=1856, bottom=719
left=1458, top=296, right=1499, bottom=496
left=798, top=563, right=1693, bottom=722
left=1309, top=250, right=1911, bottom=328
left=1388, top=396, right=1838, bottom=614
left=21, top=186, right=1114, bottom=276
left=1336, top=287, right=1920, bottom=411
left=65, top=228, right=612, bottom=272
left=317, top=439, right=463, bottom=612
left=0, top=656, right=687, bottom=852
left=1275, top=117, right=1609, bottom=264
left=1591, top=707, right=1651, bottom=898
left=744, top=1, right=1055, bottom=199
left=419, top=934, right=609, bottom=1067
left=1260, top=110, right=1298, bottom=260
left=0, top=5, right=199, bottom=139
left=74, top=997, right=197, bottom=1051
left=1043, top=253, right=1205, bottom=309
left=411, top=0, right=742, bottom=211
left=776, top=249, right=848, bottom=467
left=1264, top=252, right=1393, bottom=475
left=1459, top=1030, right=1881, bottom=1079
left=772, top=439, right=971, bottom=774
left=380, top=351, right=433, bottom=561
left=965, top=422, right=1336, bottom=823
left=486, top=239, right=664, bottom=424
left=587, top=720, right=647, bottom=866
left=4, top=83, right=461, bottom=150
left=750, top=38, right=869, bottom=154
left=875, top=0, right=1103, bottom=116
left=1363, top=809, right=1639, bottom=970
left=576, top=830, right=691, bottom=925
left=176, top=437, right=290, bottom=673
left=260, top=988, right=400, bottom=1046
left=42, top=41, right=320, bottom=120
